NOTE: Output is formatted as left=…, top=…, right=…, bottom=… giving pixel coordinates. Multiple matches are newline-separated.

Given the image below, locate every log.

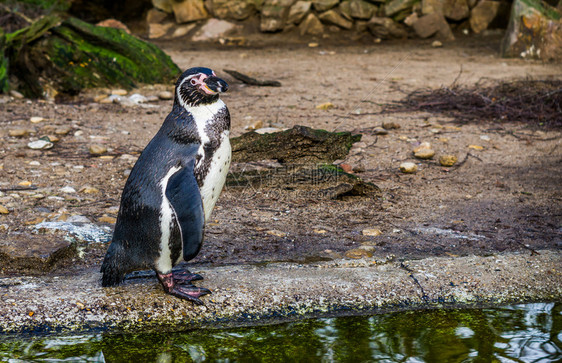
left=2, top=15, right=180, bottom=98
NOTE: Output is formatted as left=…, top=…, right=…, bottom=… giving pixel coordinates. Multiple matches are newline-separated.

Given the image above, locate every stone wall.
left=146, top=0, right=511, bottom=41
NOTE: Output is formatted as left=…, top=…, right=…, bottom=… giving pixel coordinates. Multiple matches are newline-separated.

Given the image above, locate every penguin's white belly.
left=199, top=132, right=231, bottom=221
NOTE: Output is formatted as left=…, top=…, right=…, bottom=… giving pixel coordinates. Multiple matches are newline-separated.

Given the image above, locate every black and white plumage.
left=101, top=67, right=230, bottom=304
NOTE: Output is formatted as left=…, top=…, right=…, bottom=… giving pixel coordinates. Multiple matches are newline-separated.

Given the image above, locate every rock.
left=439, top=154, right=458, bottom=166
left=80, top=187, right=100, bottom=194
left=172, top=0, right=208, bottom=23
left=373, top=127, right=388, bottom=135
left=158, top=90, right=174, bottom=100
left=45, top=135, right=59, bottom=143
left=288, top=1, right=312, bottom=24
left=443, top=0, right=469, bottom=21
left=362, top=228, right=382, bottom=236
left=319, top=10, right=353, bottom=29
left=266, top=229, right=286, bottom=237
left=345, top=248, right=373, bottom=259
left=470, top=0, right=500, bottom=33
left=8, top=128, right=29, bottom=137
left=146, top=8, right=169, bottom=23
left=300, top=13, right=324, bottom=35
left=339, top=163, right=353, bottom=173
left=316, top=102, right=335, bottom=110
left=89, top=144, right=107, bottom=155
left=55, top=126, right=72, bottom=135
left=60, top=186, right=76, bottom=194
left=98, top=215, right=117, bottom=224
left=111, top=89, right=128, bottom=96
left=367, top=17, right=408, bottom=39
left=313, top=0, right=340, bottom=12
left=468, top=144, right=484, bottom=150
left=153, top=0, right=173, bottom=13
left=28, top=140, right=54, bottom=150
left=261, top=0, right=291, bottom=33
left=432, top=40, right=443, bottom=47
left=400, top=162, right=417, bottom=173
left=414, top=148, right=435, bottom=159
left=412, top=12, right=455, bottom=40
left=246, top=120, right=264, bottom=130
left=128, top=94, right=148, bottom=104
left=30, top=116, right=44, bottom=123
left=192, top=19, right=239, bottom=41
left=404, top=12, right=418, bottom=26
left=382, top=122, right=400, bottom=130
left=0, top=205, right=9, bottom=214
left=501, top=0, right=562, bottom=61
left=339, top=1, right=353, bottom=20
left=350, top=0, right=377, bottom=19
left=421, top=0, right=443, bottom=15
left=413, top=141, right=431, bottom=152
left=96, top=19, right=131, bottom=34
left=254, top=127, right=284, bottom=134
left=385, top=0, right=418, bottom=17
left=9, top=90, right=24, bottom=99
left=209, top=0, right=260, bottom=20
left=148, top=22, right=175, bottom=38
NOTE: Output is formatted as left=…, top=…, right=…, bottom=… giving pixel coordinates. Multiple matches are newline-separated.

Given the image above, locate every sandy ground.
left=0, top=34, right=561, bottom=333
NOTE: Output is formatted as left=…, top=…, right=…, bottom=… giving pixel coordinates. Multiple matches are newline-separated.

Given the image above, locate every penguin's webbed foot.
left=172, top=269, right=204, bottom=284
left=157, top=272, right=211, bottom=305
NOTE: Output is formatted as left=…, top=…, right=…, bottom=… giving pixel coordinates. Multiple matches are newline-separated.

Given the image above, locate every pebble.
left=414, top=148, right=435, bottom=159
left=0, top=205, right=9, bottom=214
left=9, top=90, right=24, bottom=99
left=480, top=135, right=491, bottom=141
left=308, top=42, right=319, bottom=47
left=400, top=162, right=417, bottom=173
left=245, top=120, right=264, bottom=130
left=439, top=154, right=458, bottom=167
left=81, top=187, right=100, bottom=194
left=9, top=129, right=28, bottom=137
left=362, top=228, right=382, bottom=236
left=28, top=140, right=54, bottom=150
left=29, top=161, right=40, bottom=166
left=382, top=122, right=400, bottom=130
left=373, top=127, right=388, bottom=135
left=129, top=94, right=148, bottom=104
left=344, top=248, right=373, bottom=259
left=60, top=186, right=77, bottom=193
left=254, top=127, right=283, bottom=134
left=18, top=181, right=32, bottom=187
left=413, top=142, right=431, bottom=153
left=30, top=116, right=44, bottom=123
left=468, top=145, right=484, bottom=150
left=313, top=229, right=327, bottom=234
left=89, top=144, right=107, bottom=155
left=55, top=127, right=72, bottom=135
left=94, top=94, right=109, bottom=102
left=99, top=215, right=117, bottom=224
left=266, top=230, right=286, bottom=237
left=111, top=89, right=128, bottom=96
left=158, top=91, right=173, bottom=100
left=316, top=102, right=334, bottom=110
left=45, top=135, right=59, bottom=143
left=432, top=40, right=443, bottom=47
left=339, top=163, right=353, bottom=173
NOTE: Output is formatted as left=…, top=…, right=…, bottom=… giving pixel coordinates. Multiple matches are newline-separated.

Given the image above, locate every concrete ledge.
left=1, top=250, right=561, bottom=335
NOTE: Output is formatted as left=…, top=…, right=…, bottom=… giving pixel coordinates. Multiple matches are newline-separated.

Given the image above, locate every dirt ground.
left=0, top=34, right=560, bottom=278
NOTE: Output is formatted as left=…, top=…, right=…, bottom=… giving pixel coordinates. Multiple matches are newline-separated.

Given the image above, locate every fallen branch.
left=223, top=69, right=281, bottom=87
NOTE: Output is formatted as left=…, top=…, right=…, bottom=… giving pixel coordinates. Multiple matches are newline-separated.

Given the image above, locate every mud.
left=0, top=34, right=561, bottom=334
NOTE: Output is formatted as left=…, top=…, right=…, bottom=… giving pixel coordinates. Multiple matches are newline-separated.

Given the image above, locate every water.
left=1, top=303, right=560, bottom=362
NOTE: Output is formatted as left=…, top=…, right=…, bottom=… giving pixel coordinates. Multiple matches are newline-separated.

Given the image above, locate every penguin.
left=101, top=67, right=230, bottom=305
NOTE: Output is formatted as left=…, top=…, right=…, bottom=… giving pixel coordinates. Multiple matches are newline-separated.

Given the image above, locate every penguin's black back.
left=101, top=107, right=200, bottom=286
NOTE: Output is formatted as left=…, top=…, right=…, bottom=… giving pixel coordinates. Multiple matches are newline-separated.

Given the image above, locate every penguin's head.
left=175, top=67, right=228, bottom=108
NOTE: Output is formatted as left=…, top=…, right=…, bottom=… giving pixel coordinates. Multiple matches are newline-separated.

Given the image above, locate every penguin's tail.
left=100, top=241, right=127, bottom=287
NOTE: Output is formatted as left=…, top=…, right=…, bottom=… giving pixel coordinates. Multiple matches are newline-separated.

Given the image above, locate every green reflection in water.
left=1, top=303, right=561, bottom=362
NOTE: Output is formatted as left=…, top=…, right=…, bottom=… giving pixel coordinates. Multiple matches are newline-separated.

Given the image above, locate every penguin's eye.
left=190, top=79, right=197, bottom=86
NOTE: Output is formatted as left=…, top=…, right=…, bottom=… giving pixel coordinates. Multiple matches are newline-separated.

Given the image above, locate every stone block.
left=350, top=0, right=377, bottom=19
left=368, top=16, right=409, bottom=38
left=412, top=12, right=455, bottom=40
left=443, top=0, right=470, bottom=20
left=385, top=0, right=419, bottom=16
left=299, top=12, right=324, bottom=35
left=172, top=0, right=209, bottom=23
left=470, top=0, right=500, bottom=33
left=288, top=1, right=312, bottom=24
left=313, top=0, right=340, bottom=12
left=319, top=9, right=354, bottom=29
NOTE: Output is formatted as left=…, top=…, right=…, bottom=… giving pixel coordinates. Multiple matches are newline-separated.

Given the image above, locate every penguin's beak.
left=203, top=76, right=228, bottom=95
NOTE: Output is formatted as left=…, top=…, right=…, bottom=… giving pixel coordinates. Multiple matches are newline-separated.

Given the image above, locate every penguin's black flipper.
left=165, top=162, right=205, bottom=262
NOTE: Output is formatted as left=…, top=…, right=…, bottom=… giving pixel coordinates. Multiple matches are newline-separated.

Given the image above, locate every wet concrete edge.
left=1, top=249, right=561, bottom=337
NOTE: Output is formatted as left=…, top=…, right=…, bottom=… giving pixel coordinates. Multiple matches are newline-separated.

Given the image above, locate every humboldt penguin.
left=101, top=67, right=230, bottom=305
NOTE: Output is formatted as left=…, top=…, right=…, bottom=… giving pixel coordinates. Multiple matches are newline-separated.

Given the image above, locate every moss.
left=3, top=16, right=180, bottom=97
